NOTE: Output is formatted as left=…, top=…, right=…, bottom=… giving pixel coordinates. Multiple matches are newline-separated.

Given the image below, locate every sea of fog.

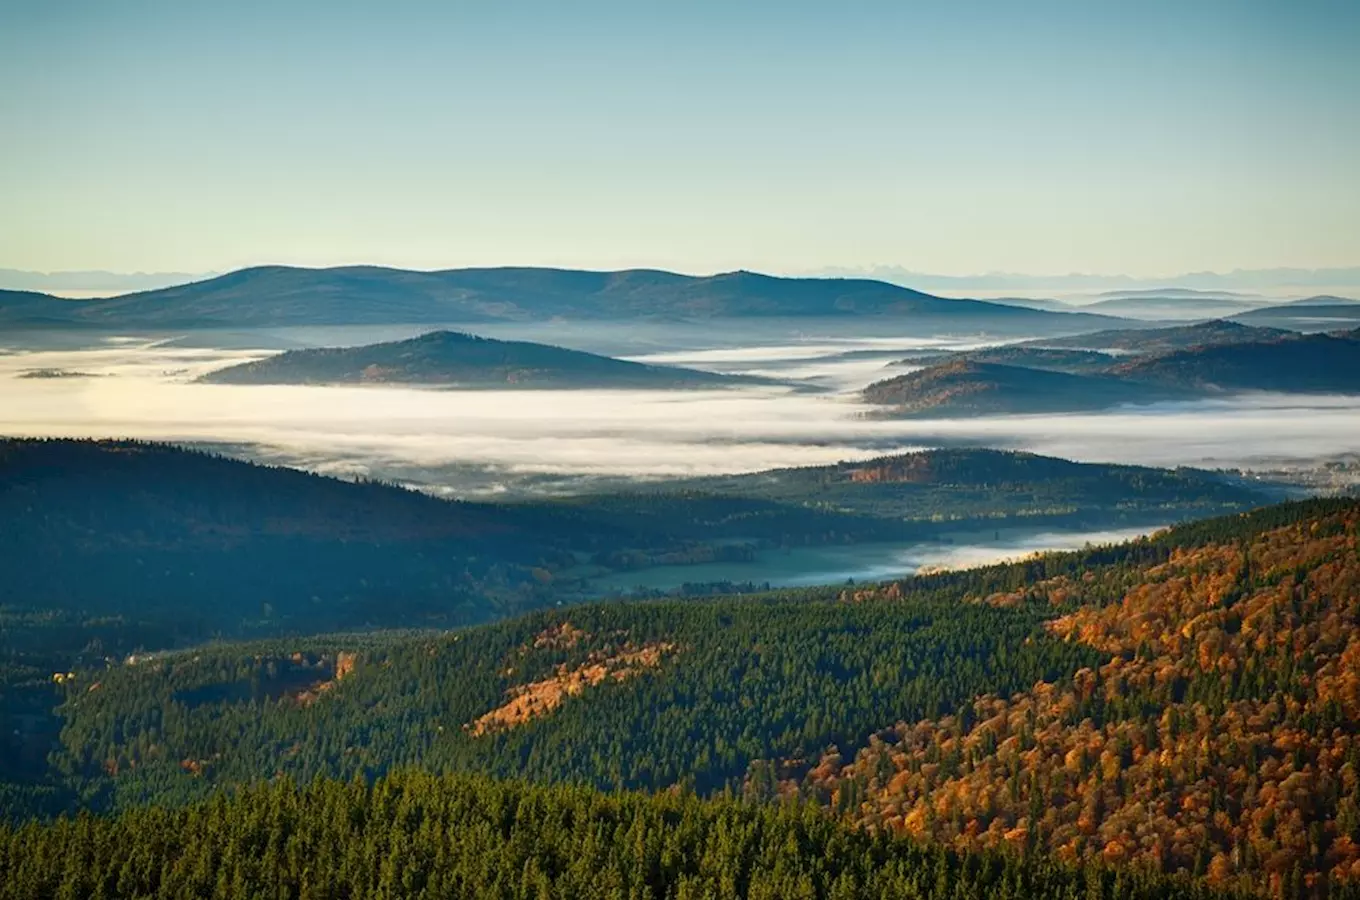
left=3, top=321, right=1358, bottom=584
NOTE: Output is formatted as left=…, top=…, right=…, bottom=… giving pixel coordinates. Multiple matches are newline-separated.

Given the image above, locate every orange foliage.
left=785, top=509, right=1360, bottom=898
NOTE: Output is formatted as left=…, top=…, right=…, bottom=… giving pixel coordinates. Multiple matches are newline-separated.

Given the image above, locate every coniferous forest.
left=2, top=441, right=1359, bottom=897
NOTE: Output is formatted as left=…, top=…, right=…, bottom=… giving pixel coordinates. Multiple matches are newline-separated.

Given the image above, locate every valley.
left=1, top=269, right=1358, bottom=900
left=7, top=7, right=1359, bottom=895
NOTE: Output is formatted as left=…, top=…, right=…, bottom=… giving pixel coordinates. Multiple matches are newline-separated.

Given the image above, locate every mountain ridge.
left=198, top=329, right=771, bottom=389
left=0, top=265, right=1124, bottom=329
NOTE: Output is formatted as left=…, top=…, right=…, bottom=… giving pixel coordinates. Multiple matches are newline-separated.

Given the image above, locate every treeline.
left=0, top=769, right=1247, bottom=900
left=47, top=597, right=1099, bottom=814
left=15, top=496, right=1353, bottom=822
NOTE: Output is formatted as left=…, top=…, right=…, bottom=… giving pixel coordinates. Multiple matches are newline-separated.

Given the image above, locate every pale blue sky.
left=2, top=0, right=1357, bottom=276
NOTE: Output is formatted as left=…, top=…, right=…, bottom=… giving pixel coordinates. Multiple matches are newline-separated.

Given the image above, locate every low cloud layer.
left=2, top=333, right=1359, bottom=499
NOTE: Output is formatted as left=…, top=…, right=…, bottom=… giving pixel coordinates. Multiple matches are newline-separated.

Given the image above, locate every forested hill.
left=864, top=326, right=1360, bottom=417
left=861, top=360, right=1190, bottom=416
left=1110, top=328, right=1360, bottom=392
left=19, top=496, right=1359, bottom=896
left=0, top=265, right=1120, bottom=328
left=0, top=438, right=613, bottom=644
left=641, top=447, right=1267, bottom=521
left=0, top=439, right=1268, bottom=655
left=198, top=329, right=763, bottom=388
left=1020, top=319, right=1288, bottom=354
left=0, top=772, right=1240, bottom=900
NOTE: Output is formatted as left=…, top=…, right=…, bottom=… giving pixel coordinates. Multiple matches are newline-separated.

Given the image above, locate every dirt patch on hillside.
left=468, top=642, right=674, bottom=736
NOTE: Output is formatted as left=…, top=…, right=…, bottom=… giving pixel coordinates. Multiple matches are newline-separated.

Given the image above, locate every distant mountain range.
left=1075, top=295, right=1264, bottom=320
left=1093, top=288, right=1258, bottom=301
left=956, top=289, right=1358, bottom=323
left=0, top=268, right=209, bottom=295
left=200, top=330, right=768, bottom=389
left=0, top=266, right=1122, bottom=330
left=816, top=265, right=1360, bottom=293
left=1233, top=301, right=1360, bottom=330
left=865, top=323, right=1360, bottom=417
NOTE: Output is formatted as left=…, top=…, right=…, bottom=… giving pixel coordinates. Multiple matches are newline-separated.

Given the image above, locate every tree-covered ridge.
left=0, top=436, right=612, bottom=645
left=861, top=360, right=1189, bottom=417
left=27, top=500, right=1356, bottom=817
left=6, top=494, right=1355, bottom=895
left=0, top=265, right=1112, bottom=328
left=0, top=437, right=1268, bottom=668
left=1021, top=321, right=1288, bottom=354
left=0, top=770, right=1245, bottom=900
left=666, top=447, right=1247, bottom=495
left=1110, top=328, right=1360, bottom=392
left=198, top=329, right=769, bottom=389
left=781, top=503, right=1360, bottom=897
left=862, top=327, right=1360, bottom=417
left=888, top=346, right=1118, bottom=375
left=46, top=596, right=1095, bottom=815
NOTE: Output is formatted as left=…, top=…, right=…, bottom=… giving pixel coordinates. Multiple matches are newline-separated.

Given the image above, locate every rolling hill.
left=1233, top=301, right=1360, bottom=331
left=645, top=447, right=1265, bottom=522
left=0, top=439, right=621, bottom=645
left=14, top=496, right=1358, bottom=896
left=0, top=440, right=1267, bottom=654
left=198, top=330, right=766, bottom=389
left=889, top=346, right=1116, bottom=374
left=1020, top=319, right=1288, bottom=353
left=0, top=265, right=1122, bottom=329
left=861, top=360, right=1189, bottom=417
left=866, top=326, right=1360, bottom=416
left=1111, top=327, right=1360, bottom=392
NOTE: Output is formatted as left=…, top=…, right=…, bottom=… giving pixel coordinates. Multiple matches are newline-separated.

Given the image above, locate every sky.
left=2, top=0, right=1358, bottom=278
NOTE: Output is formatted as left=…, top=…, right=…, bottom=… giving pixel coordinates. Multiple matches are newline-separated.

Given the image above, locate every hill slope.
left=198, top=329, right=767, bottom=388
left=0, top=439, right=615, bottom=644
left=867, top=325, right=1360, bottom=416
left=0, top=440, right=1264, bottom=653
left=0, top=770, right=1220, bottom=900
left=861, top=361, right=1188, bottom=417
left=0, top=265, right=1121, bottom=328
left=789, top=498, right=1360, bottom=897
left=1021, top=319, right=1288, bottom=353
left=648, top=448, right=1266, bottom=522
left=889, top=346, right=1117, bottom=374
left=25, top=497, right=1360, bottom=895
left=1233, top=302, right=1360, bottom=330
left=1112, top=328, right=1360, bottom=392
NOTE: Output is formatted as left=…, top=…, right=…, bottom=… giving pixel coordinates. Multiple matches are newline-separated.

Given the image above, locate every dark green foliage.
left=0, top=769, right=1243, bottom=900
left=7, top=494, right=1345, bottom=823
left=0, top=437, right=607, bottom=643
left=46, top=597, right=1098, bottom=812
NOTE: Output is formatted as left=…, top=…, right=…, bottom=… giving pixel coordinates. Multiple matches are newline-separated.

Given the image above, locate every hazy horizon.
left=4, top=2, right=1357, bottom=277
left=4, top=263, right=1359, bottom=302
